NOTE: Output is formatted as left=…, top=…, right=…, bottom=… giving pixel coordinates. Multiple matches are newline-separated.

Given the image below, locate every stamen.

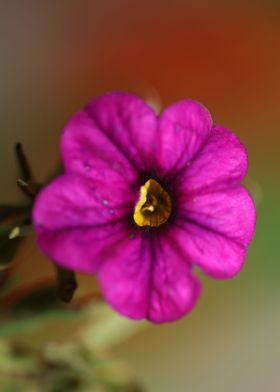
left=133, top=179, right=172, bottom=227
left=143, top=205, right=155, bottom=212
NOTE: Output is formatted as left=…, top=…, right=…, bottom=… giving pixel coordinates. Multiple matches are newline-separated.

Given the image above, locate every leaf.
left=15, top=143, right=33, bottom=182
left=55, top=267, right=77, bottom=303
left=16, top=179, right=41, bottom=199
left=15, top=143, right=41, bottom=199
left=0, top=224, right=33, bottom=270
left=0, top=231, right=23, bottom=270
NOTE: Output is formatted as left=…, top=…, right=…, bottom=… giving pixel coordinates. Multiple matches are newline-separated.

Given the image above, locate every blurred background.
left=0, top=1, right=279, bottom=391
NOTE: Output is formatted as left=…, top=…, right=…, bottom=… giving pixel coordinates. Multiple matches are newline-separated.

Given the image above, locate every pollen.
left=133, top=179, right=172, bottom=227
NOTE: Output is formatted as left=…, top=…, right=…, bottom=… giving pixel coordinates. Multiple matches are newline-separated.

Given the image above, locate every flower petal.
left=98, top=232, right=201, bottom=323
left=32, top=174, right=136, bottom=272
left=174, top=186, right=256, bottom=279
left=33, top=174, right=135, bottom=230
left=148, top=234, right=201, bottom=323
left=173, top=222, right=247, bottom=278
left=35, top=223, right=127, bottom=274
left=84, top=92, right=158, bottom=172
left=157, top=100, right=212, bottom=178
left=177, top=187, right=256, bottom=246
left=176, top=124, right=248, bottom=193
left=61, top=110, right=137, bottom=184
left=98, top=233, right=150, bottom=320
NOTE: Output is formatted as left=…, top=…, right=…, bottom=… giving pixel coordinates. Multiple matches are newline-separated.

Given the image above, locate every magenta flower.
left=32, top=92, right=256, bottom=323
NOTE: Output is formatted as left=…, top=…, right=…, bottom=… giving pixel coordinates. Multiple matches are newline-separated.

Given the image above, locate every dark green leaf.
left=15, top=143, right=33, bottom=182
left=0, top=232, right=23, bottom=269
left=55, top=267, right=77, bottom=303
left=16, top=179, right=41, bottom=198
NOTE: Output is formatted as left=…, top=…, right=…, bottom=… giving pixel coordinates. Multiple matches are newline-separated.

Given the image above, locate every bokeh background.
left=1, top=1, right=280, bottom=391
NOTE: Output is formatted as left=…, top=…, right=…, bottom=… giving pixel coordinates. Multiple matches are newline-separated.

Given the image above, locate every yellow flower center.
left=133, top=179, right=172, bottom=227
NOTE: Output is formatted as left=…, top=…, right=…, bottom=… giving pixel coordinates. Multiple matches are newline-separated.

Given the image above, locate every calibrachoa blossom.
left=32, top=92, right=256, bottom=323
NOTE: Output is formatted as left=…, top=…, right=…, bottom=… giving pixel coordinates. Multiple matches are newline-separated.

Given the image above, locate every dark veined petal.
left=33, top=174, right=135, bottom=230
left=32, top=174, right=136, bottom=272
left=35, top=223, right=128, bottom=274
left=84, top=92, right=158, bottom=172
left=61, top=110, right=137, bottom=185
left=176, top=124, right=248, bottom=193
left=97, top=232, right=201, bottom=323
left=178, top=187, right=256, bottom=246
left=148, top=234, right=201, bottom=323
left=174, top=187, right=256, bottom=278
left=157, top=100, right=212, bottom=178
left=98, top=234, right=151, bottom=320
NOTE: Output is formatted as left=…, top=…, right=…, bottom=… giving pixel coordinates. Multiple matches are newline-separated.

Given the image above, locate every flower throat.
left=133, top=179, right=172, bottom=227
